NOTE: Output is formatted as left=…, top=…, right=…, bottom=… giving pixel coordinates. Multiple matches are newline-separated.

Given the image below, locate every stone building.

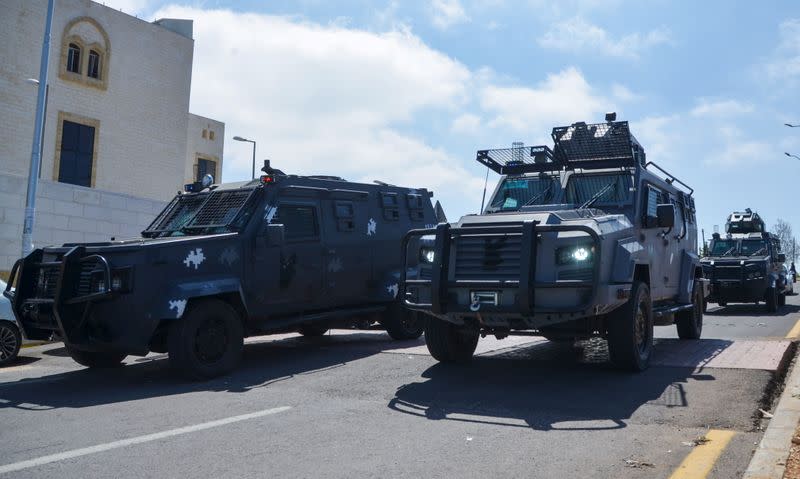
left=0, top=0, right=224, bottom=277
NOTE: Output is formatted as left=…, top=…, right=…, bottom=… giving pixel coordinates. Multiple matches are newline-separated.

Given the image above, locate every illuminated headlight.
left=419, top=248, right=436, bottom=264
left=556, top=244, right=595, bottom=265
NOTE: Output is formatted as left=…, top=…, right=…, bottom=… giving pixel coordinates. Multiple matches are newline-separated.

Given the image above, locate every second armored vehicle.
left=402, top=115, right=707, bottom=371
left=5, top=163, right=438, bottom=378
left=701, top=210, right=787, bottom=312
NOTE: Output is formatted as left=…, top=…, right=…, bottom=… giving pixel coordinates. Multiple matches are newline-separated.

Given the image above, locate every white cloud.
left=430, top=0, right=470, bottom=30
left=152, top=6, right=481, bottom=216
left=480, top=67, right=609, bottom=135
left=100, top=0, right=155, bottom=16
left=766, top=18, right=800, bottom=81
left=451, top=113, right=481, bottom=134
left=538, top=17, right=671, bottom=59
left=611, top=84, right=640, bottom=103
left=690, top=99, right=753, bottom=117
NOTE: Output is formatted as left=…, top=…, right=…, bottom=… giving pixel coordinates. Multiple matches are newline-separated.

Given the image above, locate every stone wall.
left=0, top=172, right=165, bottom=275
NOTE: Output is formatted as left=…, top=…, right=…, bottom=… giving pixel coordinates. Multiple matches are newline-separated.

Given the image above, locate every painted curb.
left=743, top=345, right=800, bottom=479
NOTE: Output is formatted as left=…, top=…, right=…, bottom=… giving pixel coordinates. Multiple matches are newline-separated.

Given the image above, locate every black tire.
left=381, top=306, right=424, bottom=340
left=168, top=299, right=243, bottom=380
left=66, top=345, right=126, bottom=368
left=766, top=287, right=778, bottom=312
left=676, top=282, right=703, bottom=339
left=298, top=324, right=329, bottom=337
left=424, top=317, right=479, bottom=362
left=778, top=292, right=786, bottom=307
left=607, top=281, right=653, bottom=372
left=0, top=322, right=21, bottom=367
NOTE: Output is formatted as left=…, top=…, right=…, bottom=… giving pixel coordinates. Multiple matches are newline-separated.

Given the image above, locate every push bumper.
left=400, top=221, right=603, bottom=324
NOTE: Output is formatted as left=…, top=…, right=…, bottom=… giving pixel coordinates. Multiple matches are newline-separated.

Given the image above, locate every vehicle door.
left=261, top=201, right=324, bottom=314
left=321, top=194, right=371, bottom=306
left=641, top=182, right=670, bottom=299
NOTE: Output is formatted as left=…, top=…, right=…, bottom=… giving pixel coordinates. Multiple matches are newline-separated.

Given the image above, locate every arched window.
left=87, top=50, right=101, bottom=79
left=67, top=43, right=81, bottom=73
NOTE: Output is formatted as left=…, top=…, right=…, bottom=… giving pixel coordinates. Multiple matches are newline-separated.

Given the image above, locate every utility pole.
left=21, top=0, right=55, bottom=258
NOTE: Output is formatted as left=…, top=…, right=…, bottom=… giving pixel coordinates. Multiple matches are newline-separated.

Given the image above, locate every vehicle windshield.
left=709, top=239, right=737, bottom=256
left=489, top=175, right=561, bottom=211
left=564, top=173, right=633, bottom=207
left=143, top=188, right=258, bottom=238
left=740, top=239, right=768, bottom=256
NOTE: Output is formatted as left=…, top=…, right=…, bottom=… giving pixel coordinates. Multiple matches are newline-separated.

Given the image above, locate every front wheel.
left=424, top=317, right=479, bottom=362
left=676, top=282, right=703, bottom=339
left=607, top=281, right=653, bottom=372
left=381, top=306, right=424, bottom=340
left=0, top=322, right=22, bottom=367
left=168, top=299, right=244, bottom=380
left=766, top=287, right=778, bottom=312
left=66, top=346, right=126, bottom=368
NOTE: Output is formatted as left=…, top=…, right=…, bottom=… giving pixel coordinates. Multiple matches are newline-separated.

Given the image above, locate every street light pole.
left=233, top=136, right=257, bottom=179
left=786, top=152, right=800, bottom=161
left=785, top=123, right=799, bottom=128
left=21, top=0, right=55, bottom=259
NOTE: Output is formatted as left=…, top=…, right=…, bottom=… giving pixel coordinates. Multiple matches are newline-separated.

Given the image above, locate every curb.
left=20, top=341, right=51, bottom=349
left=744, top=345, right=800, bottom=479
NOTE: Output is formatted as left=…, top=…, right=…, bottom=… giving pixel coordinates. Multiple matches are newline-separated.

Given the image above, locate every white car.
left=0, top=279, right=22, bottom=366
left=781, top=264, right=794, bottom=296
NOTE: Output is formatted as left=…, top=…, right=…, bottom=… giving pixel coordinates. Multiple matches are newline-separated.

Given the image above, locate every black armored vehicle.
left=4, top=163, right=438, bottom=378
left=701, top=210, right=787, bottom=312
left=402, top=115, right=707, bottom=371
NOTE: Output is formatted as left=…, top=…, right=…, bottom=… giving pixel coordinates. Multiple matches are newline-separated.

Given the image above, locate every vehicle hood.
left=41, top=233, right=238, bottom=254
left=456, top=208, right=633, bottom=236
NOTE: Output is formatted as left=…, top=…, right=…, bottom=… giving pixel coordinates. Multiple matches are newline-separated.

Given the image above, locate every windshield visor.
left=565, top=173, right=632, bottom=207
left=489, top=176, right=561, bottom=211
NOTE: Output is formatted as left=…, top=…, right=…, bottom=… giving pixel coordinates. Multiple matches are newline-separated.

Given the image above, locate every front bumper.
left=4, top=247, right=149, bottom=354
left=400, top=221, right=608, bottom=327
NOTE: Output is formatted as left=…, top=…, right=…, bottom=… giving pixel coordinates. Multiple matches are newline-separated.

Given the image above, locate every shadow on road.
left=0, top=332, right=413, bottom=410
left=706, top=304, right=800, bottom=317
left=389, top=355, right=713, bottom=431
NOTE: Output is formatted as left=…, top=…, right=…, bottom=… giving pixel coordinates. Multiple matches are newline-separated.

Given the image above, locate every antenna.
left=479, top=164, right=490, bottom=213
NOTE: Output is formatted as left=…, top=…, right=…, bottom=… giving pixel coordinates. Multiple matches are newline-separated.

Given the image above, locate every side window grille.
left=334, top=200, right=355, bottom=232
left=381, top=192, right=399, bottom=221
left=407, top=193, right=424, bottom=221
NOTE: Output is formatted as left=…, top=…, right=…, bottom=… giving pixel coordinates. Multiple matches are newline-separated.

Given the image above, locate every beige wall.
left=0, top=0, right=195, bottom=202
left=185, top=113, right=225, bottom=184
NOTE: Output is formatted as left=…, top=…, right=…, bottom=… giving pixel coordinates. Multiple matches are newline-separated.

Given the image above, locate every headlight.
left=111, top=267, right=133, bottom=292
left=419, top=247, right=436, bottom=264
left=556, top=244, right=595, bottom=265
left=90, top=270, right=107, bottom=293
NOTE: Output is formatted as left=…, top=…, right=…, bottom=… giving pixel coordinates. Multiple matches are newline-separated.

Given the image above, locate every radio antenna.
left=479, top=165, right=490, bottom=213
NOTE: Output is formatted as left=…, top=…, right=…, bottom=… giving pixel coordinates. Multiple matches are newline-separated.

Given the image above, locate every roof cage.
left=726, top=209, right=765, bottom=234
left=476, top=144, right=561, bottom=175
left=551, top=120, right=645, bottom=169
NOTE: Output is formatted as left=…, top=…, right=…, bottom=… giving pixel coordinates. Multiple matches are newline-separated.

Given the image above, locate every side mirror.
left=263, top=224, right=284, bottom=246
left=778, top=253, right=786, bottom=263
left=656, top=204, right=675, bottom=228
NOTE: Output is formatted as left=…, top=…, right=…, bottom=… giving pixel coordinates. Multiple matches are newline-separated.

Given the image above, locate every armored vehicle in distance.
left=701, top=210, right=787, bottom=312
left=402, top=115, right=707, bottom=371
left=5, top=163, right=437, bottom=378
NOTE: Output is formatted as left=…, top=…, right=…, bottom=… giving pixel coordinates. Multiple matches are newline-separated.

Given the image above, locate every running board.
left=251, top=305, right=388, bottom=333
left=652, top=303, right=694, bottom=325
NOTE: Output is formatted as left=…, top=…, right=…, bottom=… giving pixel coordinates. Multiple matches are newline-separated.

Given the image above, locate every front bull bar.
left=400, top=221, right=601, bottom=316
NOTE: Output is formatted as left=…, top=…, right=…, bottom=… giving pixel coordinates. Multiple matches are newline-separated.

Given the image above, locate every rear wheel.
left=66, top=346, right=126, bottom=368
left=607, top=281, right=653, bottom=372
left=676, top=282, right=703, bottom=339
left=424, top=317, right=479, bottom=362
left=168, top=299, right=243, bottom=380
left=381, top=306, right=424, bottom=340
left=298, top=324, right=329, bottom=337
left=0, top=322, right=21, bottom=367
left=766, top=287, right=778, bottom=312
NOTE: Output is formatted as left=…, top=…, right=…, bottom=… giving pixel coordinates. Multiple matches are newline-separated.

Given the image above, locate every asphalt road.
left=1, top=295, right=799, bottom=479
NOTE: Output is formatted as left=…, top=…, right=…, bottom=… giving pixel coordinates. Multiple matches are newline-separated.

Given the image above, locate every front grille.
left=558, top=268, right=593, bottom=281
left=74, top=262, right=100, bottom=296
left=453, top=234, right=522, bottom=281
left=713, top=267, right=742, bottom=281
left=36, top=266, right=60, bottom=299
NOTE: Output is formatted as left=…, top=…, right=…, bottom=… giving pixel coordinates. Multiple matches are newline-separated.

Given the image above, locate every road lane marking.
left=668, top=429, right=737, bottom=479
left=0, top=406, right=291, bottom=475
left=785, top=318, right=800, bottom=339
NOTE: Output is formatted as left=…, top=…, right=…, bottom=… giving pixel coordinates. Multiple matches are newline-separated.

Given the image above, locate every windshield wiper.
left=749, top=247, right=766, bottom=256
left=579, top=181, right=617, bottom=209
left=721, top=246, right=737, bottom=256
left=523, top=183, right=554, bottom=206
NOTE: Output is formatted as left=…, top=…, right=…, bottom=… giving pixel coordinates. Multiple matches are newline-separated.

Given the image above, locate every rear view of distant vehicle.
left=701, top=210, right=787, bottom=312
left=0, top=279, right=22, bottom=366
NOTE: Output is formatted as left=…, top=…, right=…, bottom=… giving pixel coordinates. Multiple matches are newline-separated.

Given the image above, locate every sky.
left=105, top=0, right=800, bottom=248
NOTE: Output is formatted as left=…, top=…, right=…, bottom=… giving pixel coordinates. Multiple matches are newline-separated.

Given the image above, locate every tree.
left=771, top=218, right=798, bottom=263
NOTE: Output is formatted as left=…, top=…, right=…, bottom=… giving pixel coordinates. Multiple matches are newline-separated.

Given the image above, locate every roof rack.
left=474, top=120, right=646, bottom=175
